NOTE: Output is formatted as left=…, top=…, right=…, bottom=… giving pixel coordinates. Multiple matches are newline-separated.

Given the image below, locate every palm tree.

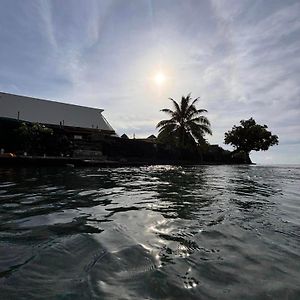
left=156, top=94, right=212, bottom=148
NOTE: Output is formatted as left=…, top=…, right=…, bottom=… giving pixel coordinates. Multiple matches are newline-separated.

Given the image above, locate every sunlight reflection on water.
left=0, top=165, right=299, bottom=299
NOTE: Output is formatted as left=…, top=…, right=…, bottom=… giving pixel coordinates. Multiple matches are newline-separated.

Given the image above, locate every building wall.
left=0, top=92, right=114, bottom=132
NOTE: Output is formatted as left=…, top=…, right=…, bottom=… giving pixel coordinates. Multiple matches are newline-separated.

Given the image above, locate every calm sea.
left=0, top=165, right=299, bottom=299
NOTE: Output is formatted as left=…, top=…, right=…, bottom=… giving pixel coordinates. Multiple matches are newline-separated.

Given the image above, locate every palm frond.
left=190, top=130, right=207, bottom=144
left=188, top=122, right=212, bottom=135
left=158, top=123, right=178, bottom=135
left=191, top=97, right=200, bottom=106
left=156, top=119, right=176, bottom=129
left=169, top=98, right=181, bottom=114
left=188, top=116, right=211, bottom=127
left=186, top=107, right=207, bottom=119
left=160, top=108, right=174, bottom=116
left=197, top=109, right=207, bottom=114
left=180, top=95, right=191, bottom=116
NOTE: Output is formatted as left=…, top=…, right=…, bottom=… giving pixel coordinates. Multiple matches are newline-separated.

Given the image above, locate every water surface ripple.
left=0, top=165, right=299, bottom=299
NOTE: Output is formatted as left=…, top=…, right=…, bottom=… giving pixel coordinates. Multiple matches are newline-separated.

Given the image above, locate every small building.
left=147, top=134, right=157, bottom=140
left=121, top=133, right=129, bottom=139
left=0, top=91, right=115, bottom=136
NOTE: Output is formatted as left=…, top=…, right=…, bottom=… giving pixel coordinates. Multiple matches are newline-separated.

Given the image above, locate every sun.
left=154, top=71, right=166, bottom=85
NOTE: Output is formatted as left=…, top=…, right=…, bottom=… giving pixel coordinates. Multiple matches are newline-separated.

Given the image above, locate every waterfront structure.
left=0, top=91, right=115, bottom=135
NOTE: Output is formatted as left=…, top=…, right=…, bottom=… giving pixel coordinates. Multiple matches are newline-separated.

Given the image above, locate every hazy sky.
left=0, top=0, right=299, bottom=164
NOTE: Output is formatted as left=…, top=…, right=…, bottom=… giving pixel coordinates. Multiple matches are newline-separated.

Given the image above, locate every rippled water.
left=0, top=165, right=299, bottom=299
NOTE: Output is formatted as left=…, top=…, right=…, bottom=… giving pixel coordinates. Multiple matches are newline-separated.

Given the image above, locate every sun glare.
left=154, top=72, right=166, bottom=85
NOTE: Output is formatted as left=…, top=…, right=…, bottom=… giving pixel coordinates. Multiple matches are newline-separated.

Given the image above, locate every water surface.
left=0, top=165, right=299, bottom=299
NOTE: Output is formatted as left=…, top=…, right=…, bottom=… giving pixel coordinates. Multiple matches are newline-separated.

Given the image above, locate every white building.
left=0, top=91, right=115, bottom=134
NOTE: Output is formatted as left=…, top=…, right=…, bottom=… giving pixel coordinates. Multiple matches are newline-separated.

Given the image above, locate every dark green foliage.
left=14, top=123, right=72, bottom=156
left=156, top=94, right=212, bottom=150
left=15, top=122, right=53, bottom=154
left=224, top=118, right=279, bottom=154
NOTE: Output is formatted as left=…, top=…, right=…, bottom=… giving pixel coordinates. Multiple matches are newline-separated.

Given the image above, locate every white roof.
left=0, top=91, right=114, bottom=132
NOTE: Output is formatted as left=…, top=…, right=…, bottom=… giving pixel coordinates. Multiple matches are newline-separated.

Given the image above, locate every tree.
left=224, top=118, right=279, bottom=155
left=15, top=122, right=53, bottom=154
left=156, top=94, right=212, bottom=149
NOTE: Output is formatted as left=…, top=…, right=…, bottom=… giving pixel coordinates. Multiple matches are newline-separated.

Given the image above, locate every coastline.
left=0, top=155, right=254, bottom=168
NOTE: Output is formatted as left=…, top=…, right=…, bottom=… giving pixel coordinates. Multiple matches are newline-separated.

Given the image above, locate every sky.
left=0, top=0, right=299, bottom=164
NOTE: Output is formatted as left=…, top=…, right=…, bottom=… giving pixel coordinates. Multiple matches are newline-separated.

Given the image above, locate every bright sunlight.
left=154, top=71, right=166, bottom=85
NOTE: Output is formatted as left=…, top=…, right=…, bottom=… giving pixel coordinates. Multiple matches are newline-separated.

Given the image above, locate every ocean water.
left=0, top=165, right=299, bottom=299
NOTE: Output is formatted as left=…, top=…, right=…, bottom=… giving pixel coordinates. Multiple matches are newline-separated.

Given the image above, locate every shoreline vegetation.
left=0, top=94, right=278, bottom=167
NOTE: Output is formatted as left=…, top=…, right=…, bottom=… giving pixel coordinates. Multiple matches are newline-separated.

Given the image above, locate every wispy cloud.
left=0, top=0, right=299, bottom=163
left=38, top=1, right=57, bottom=49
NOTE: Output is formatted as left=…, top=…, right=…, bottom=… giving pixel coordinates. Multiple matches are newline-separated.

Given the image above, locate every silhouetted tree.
left=224, top=118, right=279, bottom=156
left=156, top=94, right=212, bottom=150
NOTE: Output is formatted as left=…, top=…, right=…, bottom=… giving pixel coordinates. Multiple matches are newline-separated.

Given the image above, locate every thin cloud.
left=0, top=0, right=299, bottom=163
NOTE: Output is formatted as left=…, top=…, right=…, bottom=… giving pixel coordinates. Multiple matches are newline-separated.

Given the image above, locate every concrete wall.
left=0, top=92, right=114, bottom=132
